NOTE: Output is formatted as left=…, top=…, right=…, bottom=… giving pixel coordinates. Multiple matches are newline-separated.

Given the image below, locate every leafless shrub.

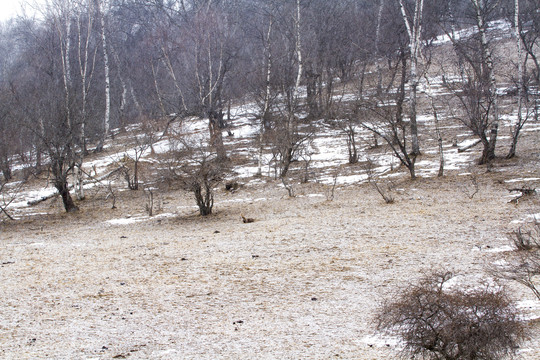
left=106, top=180, right=117, bottom=209
left=495, top=251, right=540, bottom=301
left=181, top=155, right=227, bottom=216
left=299, top=144, right=315, bottom=184
left=460, top=172, right=479, bottom=199
left=173, top=138, right=229, bottom=216
left=495, top=220, right=540, bottom=300
left=323, top=169, right=339, bottom=202
left=510, top=221, right=540, bottom=251
left=365, top=160, right=394, bottom=204
left=118, top=120, right=157, bottom=191
left=144, top=187, right=162, bottom=217
left=376, top=271, right=525, bottom=360
left=160, top=130, right=230, bottom=216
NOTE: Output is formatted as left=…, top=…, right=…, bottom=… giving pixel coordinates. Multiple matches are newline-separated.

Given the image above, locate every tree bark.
left=54, top=177, right=79, bottom=213
left=399, top=0, right=424, bottom=156
left=96, top=0, right=110, bottom=152
left=473, top=0, right=499, bottom=164
left=507, top=0, right=523, bottom=159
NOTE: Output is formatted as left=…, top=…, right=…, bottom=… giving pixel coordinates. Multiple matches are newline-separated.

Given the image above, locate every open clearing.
left=2, top=148, right=540, bottom=359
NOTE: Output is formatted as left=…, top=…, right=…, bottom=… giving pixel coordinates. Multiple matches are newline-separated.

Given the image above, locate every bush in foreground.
left=376, top=272, right=525, bottom=360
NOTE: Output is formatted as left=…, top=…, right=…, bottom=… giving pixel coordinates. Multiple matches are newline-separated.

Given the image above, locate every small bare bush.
left=376, top=272, right=525, bottom=360
left=324, top=169, right=339, bottom=201
left=365, top=160, right=394, bottom=204
left=496, top=222, right=540, bottom=300
left=510, top=221, right=540, bottom=251
left=460, top=173, right=479, bottom=200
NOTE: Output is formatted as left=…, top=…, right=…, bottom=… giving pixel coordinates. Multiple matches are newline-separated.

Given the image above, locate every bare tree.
left=11, top=2, right=86, bottom=212
left=360, top=48, right=417, bottom=179
left=167, top=134, right=229, bottom=216
left=506, top=0, right=539, bottom=159
left=95, top=0, right=111, bottom=153
left=118, top=119, right=157, bottom=190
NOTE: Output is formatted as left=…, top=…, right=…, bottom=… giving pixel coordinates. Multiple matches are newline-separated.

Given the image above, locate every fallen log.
left=458, top=139, right=481, bottom=153
left=27, top=190, right=61, bottom=206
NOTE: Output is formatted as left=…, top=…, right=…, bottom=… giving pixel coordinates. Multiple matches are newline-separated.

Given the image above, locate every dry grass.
left=1, top=162, right=540, bottom=358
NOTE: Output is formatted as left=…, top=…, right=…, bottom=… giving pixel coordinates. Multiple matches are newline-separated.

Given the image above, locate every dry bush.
left=365, top=159, right=394, bottom=204
left=495, top=221, right=540, bottom=300
left=376, top=272, right=525, bottom=360
left=497, top=251, right=540, bottom=300
left=510, top=221, right=540, bottom=251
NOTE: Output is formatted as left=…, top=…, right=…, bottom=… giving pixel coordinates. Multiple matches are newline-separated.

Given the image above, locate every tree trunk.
left=194, top=183, right=213, bottom=216
left=305, top=63, right=318, bottom=119
left=1, top=156, right=11, bottom=182
left=479, top=136, right=495, bottom=165
left=55, top=179, right=79, bottom=213
left=375, top=0, right=385, bottom=96
left=399, top=0, right=424, bottom=156
left=507, top=0, right=524, bottom=159
left=346, top=125, right=358, bottom=164
left=474, top=0, right=499, bottom=162
left=208, top=111, right=227, bottom=161
left=96, top=0, right=110, bottom=152
left=280, top=146, right=294, bottom=178
left=507, top=134, right=519, bottom=159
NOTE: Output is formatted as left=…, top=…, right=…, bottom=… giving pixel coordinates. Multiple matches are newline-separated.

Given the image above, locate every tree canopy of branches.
left=0, top=0, right=536, bottom=210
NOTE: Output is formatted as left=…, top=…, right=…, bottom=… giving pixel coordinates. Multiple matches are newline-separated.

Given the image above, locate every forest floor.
left=1, top=136, right=540, bottom=359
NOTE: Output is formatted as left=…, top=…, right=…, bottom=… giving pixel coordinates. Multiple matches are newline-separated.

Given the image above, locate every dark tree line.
left=0, top=0, right=537, bottom=212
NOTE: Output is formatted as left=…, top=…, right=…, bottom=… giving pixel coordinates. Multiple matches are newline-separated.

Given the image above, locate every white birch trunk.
left=257, top=15, right=274, bottom=176
left=99, top=0, right=110, bottom=150
left=399, top=0, right=424, bottom=156
left=507, top=0, right=525, bottom=158
left=514, top=0, right=523, bottom=130
left=290, top=0, right=303, bottom=134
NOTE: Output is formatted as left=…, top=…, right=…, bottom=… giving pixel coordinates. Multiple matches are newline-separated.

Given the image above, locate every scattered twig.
left=508, top=187, right=536, bottom=204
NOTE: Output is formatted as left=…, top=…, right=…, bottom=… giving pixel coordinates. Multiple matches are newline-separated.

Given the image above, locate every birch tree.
left=398, top=0, right=424, bottom=156
left=472, top=0, right=500, bottom=164
left=95, top=0, right=111, bottom=153
left=506, top=0, right=537, bottom=159
left=256, top=12, right=274, bottom=176
left=72, top=0, right=99, bottom=200
left=441, top=0, right=502, bottom=165
left=276, top=0, right=304, bottom=178
left=49, top=0, right=80, bottom=211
